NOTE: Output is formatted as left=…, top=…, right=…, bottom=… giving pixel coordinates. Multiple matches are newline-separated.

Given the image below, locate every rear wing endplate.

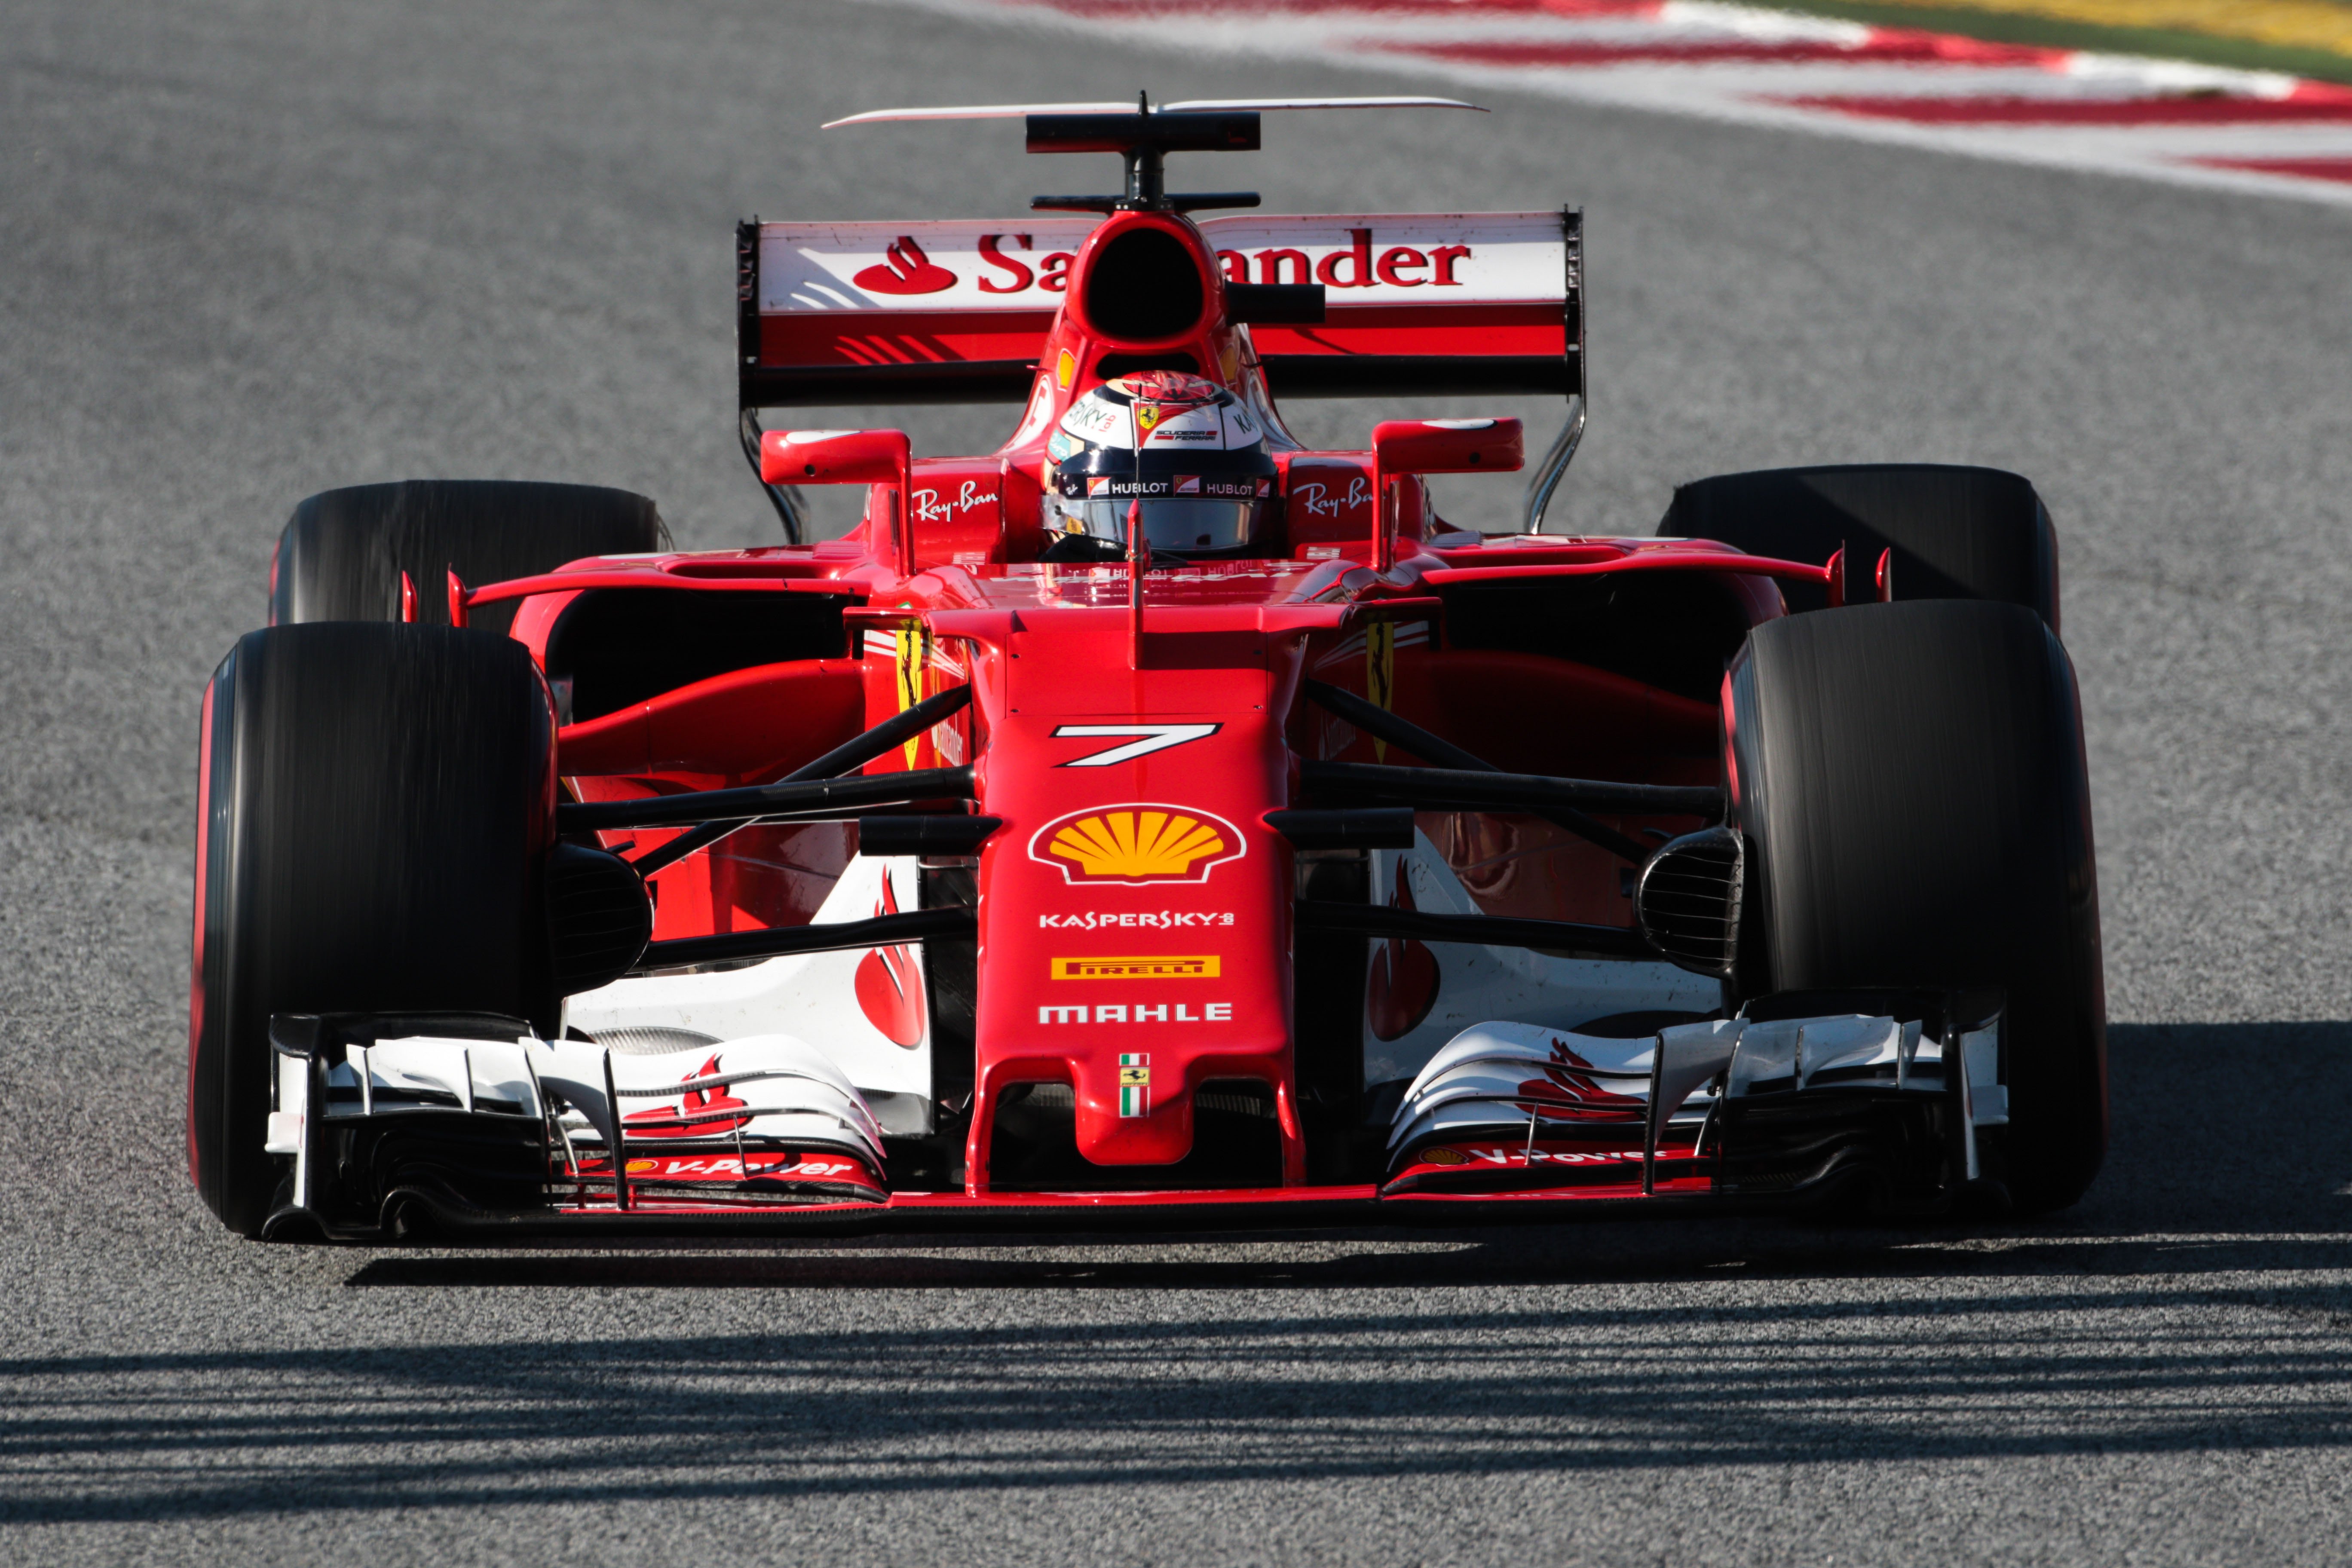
left=736, top=210, right=1582, bottom=410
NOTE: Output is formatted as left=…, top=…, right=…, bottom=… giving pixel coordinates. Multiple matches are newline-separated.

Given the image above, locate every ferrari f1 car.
left=189, top=97, right=2104, bottom=1241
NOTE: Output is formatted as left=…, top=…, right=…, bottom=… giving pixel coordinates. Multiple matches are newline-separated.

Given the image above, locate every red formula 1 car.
left=189, top=98, right=2105, bottom=1241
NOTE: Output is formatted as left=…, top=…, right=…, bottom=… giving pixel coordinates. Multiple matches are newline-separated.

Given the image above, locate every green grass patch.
left=1776, top=1, right=2352, bottom=84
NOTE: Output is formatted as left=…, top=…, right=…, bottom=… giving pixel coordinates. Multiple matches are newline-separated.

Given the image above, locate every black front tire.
left=1660, top=463, right=2059, bottom=628
left=1727, top=600, right=2106, bottom=1211
left=270, top=479, right=668, bottom=635
left=188, top=624, right=556, bottom=1236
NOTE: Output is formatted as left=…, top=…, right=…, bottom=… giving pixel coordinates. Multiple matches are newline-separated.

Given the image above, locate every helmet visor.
left=1046, top=495, right=1270, bottom=554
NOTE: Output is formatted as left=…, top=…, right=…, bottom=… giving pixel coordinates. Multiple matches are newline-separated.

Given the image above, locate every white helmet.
left=1042, top=371, right=1279, bottom=559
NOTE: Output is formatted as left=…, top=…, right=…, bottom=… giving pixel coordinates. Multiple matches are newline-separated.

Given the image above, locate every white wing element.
left=1388, top=1021, right=1658, bottom=1155
left=1388, top=1013, right=2006, bottom=1157
left=821, top=97, right=1485, bottom=129
left=1162, top=98, right=1484, bottom=113
left=537, top=1034, right=887, bottom=1167
left=317, top=1032, right=888, bottom=1167
left=824, top=101, right=1139, bottom=126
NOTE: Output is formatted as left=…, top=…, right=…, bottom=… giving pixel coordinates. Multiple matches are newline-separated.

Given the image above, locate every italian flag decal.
left=1118, top=1053, right=1151, bottom=1118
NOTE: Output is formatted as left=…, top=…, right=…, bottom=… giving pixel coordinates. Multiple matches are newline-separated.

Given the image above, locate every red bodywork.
left=481, top=207, right=1838, bottom=1221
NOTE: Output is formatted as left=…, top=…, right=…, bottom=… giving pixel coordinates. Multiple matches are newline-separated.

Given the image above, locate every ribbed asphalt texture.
left=4, top=1, right=2352, bottom=1562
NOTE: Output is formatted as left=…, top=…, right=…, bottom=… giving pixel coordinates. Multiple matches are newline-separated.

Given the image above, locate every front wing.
left=260, top=991, right=2009, bottom=1241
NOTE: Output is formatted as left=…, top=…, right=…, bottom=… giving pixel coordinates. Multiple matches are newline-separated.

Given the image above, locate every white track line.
left=888, top=0, right=2352, bottom=209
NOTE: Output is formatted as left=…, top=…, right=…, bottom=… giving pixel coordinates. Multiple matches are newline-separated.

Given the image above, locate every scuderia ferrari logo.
left=1028, top=804, right=1244, bottom=886
left=893, top=624, right=931, bottom=766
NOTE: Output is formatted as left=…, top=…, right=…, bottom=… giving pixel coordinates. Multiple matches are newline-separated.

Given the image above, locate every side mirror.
left=1368, top=418, right=1523, bottom=570
left=1370, top=417, right=1524, bottom=477
left=759, top=428, right=915, bottom=575
left=759, top=427, right=912, bottom=487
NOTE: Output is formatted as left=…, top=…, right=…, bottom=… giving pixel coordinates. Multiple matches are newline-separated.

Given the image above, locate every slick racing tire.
left=1727, top=600, right=2106, bottom=1212
left=188, top=624, right=557, bottom=1237
left=1660, top=464, right=2058, bottom=627
left=269, top=479, right=668, bottom=636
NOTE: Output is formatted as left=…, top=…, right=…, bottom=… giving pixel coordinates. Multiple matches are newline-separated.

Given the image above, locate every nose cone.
left=1060, top=980, right=1241, bottom=1166
left=971, top=622, right=1293, bottom=1173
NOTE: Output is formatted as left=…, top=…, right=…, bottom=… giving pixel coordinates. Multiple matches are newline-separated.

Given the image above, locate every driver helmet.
left=1043, top=371, right=1279, bottom=560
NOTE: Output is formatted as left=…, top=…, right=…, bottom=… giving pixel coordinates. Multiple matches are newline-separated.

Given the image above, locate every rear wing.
left=736, top=210, right=1582, bottom=409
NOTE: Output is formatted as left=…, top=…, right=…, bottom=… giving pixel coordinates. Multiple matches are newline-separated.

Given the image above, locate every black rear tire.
left=270, top=480, right=668, bottom=636
left=188, top=624, right=556, bottom=1236
left=1660, top=463, right=2059, bottom=628
left=1727, top=600, right=2106, bottom=1211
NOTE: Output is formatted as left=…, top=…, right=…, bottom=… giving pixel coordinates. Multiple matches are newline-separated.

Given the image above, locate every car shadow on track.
left=335, top=1020, right=2352, bottom=1292
left=12, top=1286, right=2352, bottom=1525
left=8, top=1028, right=2351, bottom=1525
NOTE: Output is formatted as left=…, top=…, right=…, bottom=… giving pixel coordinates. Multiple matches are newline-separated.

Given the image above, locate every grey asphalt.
left=5, top=1, right=2352, bottom=1562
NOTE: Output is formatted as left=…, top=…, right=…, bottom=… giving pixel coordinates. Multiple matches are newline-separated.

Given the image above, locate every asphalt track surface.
left=5, top=1, right=2352, bottom=1562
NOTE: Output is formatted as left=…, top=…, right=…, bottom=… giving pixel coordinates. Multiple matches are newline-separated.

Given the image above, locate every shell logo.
left=1028, top=804, right=1246, bottom=886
